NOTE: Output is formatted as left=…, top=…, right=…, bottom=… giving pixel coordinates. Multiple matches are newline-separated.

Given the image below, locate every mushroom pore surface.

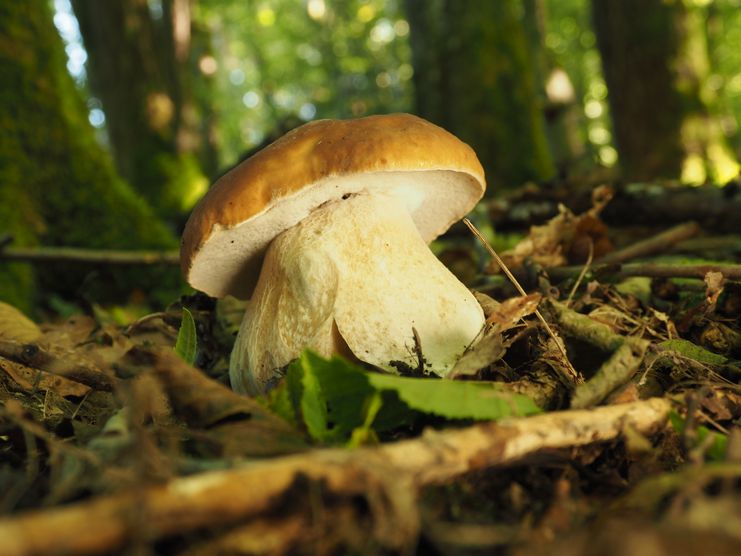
left=229, top=190, right=485, bottom=395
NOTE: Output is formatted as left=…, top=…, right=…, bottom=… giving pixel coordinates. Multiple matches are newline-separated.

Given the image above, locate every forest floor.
left=1, top=180, right=740, bottom=555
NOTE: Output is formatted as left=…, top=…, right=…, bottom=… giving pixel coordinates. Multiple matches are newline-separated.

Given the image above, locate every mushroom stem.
left=230, top=191, right=485, bottom=395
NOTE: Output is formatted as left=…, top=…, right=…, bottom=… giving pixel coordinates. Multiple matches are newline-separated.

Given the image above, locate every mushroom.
left=181, top=113, right=486, bottom=395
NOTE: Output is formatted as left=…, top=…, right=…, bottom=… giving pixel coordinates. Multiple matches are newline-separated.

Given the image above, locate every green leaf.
left=289, top=351, right=541, bottom=443
left=295, top=353, right=331, bottom=441
left=669, top=410, right=727, bottom=462
left=659, top=339, right=728, bottom=366
left=175, top=307, right=197, bottom=364
left=366, top=372, right=541, bottom=420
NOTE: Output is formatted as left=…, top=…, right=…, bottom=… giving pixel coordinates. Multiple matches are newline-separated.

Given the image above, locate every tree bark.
left=405, top=0, right=555, bottom=189
left=72, top=0, right=217, bottom=220
left=0, top=1, right=179, bottom=309
left=591, top=0, right=738, bottom=182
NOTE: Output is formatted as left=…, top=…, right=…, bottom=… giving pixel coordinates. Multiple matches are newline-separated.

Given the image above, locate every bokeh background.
left=2, top=0, right=740, bottom=314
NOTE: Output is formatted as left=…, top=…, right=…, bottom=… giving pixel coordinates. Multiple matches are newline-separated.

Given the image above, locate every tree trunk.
left=523, top=0, right=584, bottom=174
left=405, top=0, right=555, bottom=189
left=72, top=0, right=216, bottom=221
left=0, top=1, right=178, bottom=310
left=592, top=0, right=738, bottom=182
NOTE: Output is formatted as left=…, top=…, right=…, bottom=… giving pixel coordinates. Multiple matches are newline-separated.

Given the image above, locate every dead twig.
left=463, top=218, right=581, bottom=383
left=0, top=398, right=671, bottom=556
left=547, top=262, right=741, bottom=282
left=0, top=246, right=179, bottom=266
left=546, top=300, right=650, bottom=408
left=596, top=221, right=701, bottom=265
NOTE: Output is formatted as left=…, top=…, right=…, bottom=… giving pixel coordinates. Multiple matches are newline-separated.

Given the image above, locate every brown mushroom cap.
left=181, top=113, right=486, bottom=299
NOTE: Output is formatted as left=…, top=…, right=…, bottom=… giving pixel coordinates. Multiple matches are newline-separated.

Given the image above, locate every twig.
left=673, top=235, right=741, bottom=254
left=547, top=262, right=741, bottom=282
left=0, top=398, right=671, bottom=556
left=0, top=340, right=116, bottom=391
left=546, top=300, right=650, bottom=408
left=596, top=221, right=701, bottom=265
left=463, top=218, right=581, bottom=383
left=570, top=338, right=649, bottom=409
left=566, top=239, right=593, bottom=306
left=0, top=246, right=179, bottom=266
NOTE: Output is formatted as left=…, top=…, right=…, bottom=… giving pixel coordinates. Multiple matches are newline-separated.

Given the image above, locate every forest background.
left=1, top=0, right=740, bottom=315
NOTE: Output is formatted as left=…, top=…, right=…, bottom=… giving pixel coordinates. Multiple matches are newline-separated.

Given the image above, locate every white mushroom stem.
left=230, top=191, right=485, bottom=395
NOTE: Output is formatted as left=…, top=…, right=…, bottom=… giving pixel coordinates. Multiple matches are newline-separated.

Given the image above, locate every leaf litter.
left=1, top=187, right=741, bottom=555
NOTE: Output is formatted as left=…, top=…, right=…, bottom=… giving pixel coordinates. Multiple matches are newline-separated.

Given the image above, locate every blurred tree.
left=0, top=1, right=179, bottom=312
left=404, top=0, right=555, bottom=189
left=72, top=0, right=216, bottom=221
left=592, top=0, right=739, bottom=183
left=523, top=0, right=585, bottom=173
left=197, top=0, right=412, bottom=166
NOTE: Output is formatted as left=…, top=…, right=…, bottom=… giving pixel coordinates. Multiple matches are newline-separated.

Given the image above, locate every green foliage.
left=175, top=307, right=198, bottom=365
left=154, top=152, right=209, bottom=219
left=275, top=351, right=541, bottom=444
left=710, top=0, right=741, bottom=155
left=544, top=0, right=615, bottom=166
left=196, top=0, right=412, bottom=165
left=669, top=410, right=728, bottom=462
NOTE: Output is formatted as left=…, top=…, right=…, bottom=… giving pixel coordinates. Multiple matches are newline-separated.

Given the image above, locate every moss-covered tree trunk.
left=404, top=0, right=555, bottom=189
left=592, top=0, right=738, bottom=182
left=71, top=0, right=216, bottom=221
left=0, top=1, right=179, bottom=311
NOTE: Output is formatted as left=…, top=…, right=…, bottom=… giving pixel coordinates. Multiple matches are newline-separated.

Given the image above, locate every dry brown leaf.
left=473, top=291, right=501, bottom=319
left=0, top=356, right=91, bottom=397
left=124, top=348, right=307, bottom=457
left=40, top=315, right=96, bottom=348
left=490, top=188, right=614, bottom=273
left=704, top=271, right=725, bottom=312
left=451, top=293, right=541, bottom=378
left=486, top=293, right=542, bottom=330
left=450, top=331, right=506, bottom=378
left=0, top=301, right=42, bottom=343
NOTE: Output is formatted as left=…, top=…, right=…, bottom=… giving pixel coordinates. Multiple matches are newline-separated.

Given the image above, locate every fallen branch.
left=596, top=222, right=701, bottom=265
left=0, top=246, right=179, bottom=266
left=547, top=262, right=741, bottom=282
left=0, top=398, right=671, bottom=556
left=547, top=300, right=651, bottom=408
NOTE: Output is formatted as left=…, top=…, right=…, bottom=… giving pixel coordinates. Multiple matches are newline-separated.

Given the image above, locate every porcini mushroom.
left=181, top=114, right=486, bottom=395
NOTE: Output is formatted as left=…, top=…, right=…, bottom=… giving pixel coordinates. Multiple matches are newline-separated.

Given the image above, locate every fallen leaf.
left=124, top=347, right=307, bottom=457
left=41, top=315, right=96, bottom=348
left=486, top=293, right=541, bottom=329
left=0, top=356, right=91, bottom=397
left=704, top=271, right=725, bottom=312
left=0, top=301, right=42, bottom=343
left=449, top=330, right=506, bottom=378
left=490, top=189, right=614, bottom=272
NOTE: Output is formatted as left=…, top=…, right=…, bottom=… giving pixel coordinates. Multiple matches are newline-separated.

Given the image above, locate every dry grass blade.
left=463, top=218, right=581, bottom=383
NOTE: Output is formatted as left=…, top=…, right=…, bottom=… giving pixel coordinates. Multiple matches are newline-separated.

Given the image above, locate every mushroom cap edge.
left=180, top=113, right=486, bottom=299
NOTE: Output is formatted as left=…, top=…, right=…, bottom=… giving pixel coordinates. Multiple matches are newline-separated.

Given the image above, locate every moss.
left=0, top=2, right=181, bottom=309
left=0, top=165, right=40, bottom=314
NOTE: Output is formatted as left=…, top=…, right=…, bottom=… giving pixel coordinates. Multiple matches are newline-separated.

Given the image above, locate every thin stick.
left=596, top=221, right=701, bottom=265
left=0, top=246, right=179, bottom=266
left=547, top=262, right=741, bottom=282
left=463, top=218, right=580, bottom=383
left=566, top=239, right=593, bottom=307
